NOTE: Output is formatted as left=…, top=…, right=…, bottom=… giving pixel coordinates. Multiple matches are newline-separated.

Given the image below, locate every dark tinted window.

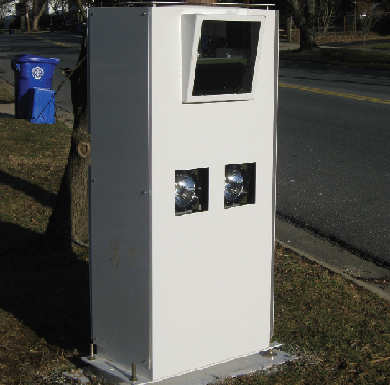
left=193, top=20, right=261, bottom=97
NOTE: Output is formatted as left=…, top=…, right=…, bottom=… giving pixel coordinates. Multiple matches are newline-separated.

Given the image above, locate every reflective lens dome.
left=175, top=171, right=199, bottom=211
left=224, top=165, right=247, bottom=205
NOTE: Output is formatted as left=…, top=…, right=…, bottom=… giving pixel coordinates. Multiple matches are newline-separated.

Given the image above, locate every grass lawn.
left=1, top=44, right=390, bottom=384
left=280, top=47, right=390, bottom=71
left=0, top=116, right=108, bottom=384
left=224, top=246, right=390, bottom=384
left=362, top=42, right=390, bottom=50
left=0, top=85, right=14, bottom=104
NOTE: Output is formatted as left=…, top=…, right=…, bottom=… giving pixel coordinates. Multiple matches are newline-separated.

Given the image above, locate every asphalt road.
left=278, top=60, right=390, bottom=266
left=1, top=32, right=389, bottom=266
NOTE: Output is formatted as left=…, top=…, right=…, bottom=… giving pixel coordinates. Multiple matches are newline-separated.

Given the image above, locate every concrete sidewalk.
left=0, top=102, right=14, bottom=118
left=279, top=41, right=300, bottom=51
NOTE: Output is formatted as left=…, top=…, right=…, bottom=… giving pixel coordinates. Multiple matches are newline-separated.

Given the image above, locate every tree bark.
left=76, top=0, right=87, bottom=21
left=287, top=0, right=318, bottom=50
left=25, top=1, right=30, bottom=33
left=31, top=0, right=48, bottom=31
left=45, top=36, right=90, bottom=253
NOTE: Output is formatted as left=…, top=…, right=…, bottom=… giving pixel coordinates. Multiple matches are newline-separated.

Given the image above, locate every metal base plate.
left=82, top=343, right=296, bottom=385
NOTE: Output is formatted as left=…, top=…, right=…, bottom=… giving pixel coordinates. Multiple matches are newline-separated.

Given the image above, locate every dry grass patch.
left=280, top=47, right=390, bottom=71
left=0, top=82, right=14, bottom=104
left=0, top=118, right=71, bottom=238
left=215, top=245, right=390, bottom=384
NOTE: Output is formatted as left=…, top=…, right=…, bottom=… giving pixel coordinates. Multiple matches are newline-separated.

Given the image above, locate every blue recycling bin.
left=11, top=55, right=60, bottom=119
left=28, top=87, right=56, bottom=124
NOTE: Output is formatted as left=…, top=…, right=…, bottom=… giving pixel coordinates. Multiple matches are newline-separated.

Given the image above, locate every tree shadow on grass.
left=0, top=220, right=91, bottom=358
left=0, top=170, right=57, bottom=208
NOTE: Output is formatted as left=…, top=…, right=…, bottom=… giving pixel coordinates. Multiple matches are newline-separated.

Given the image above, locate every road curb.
left=276, top=219, right=390, bottom=302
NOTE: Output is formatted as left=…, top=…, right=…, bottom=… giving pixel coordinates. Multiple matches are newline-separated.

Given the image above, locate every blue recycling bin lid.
left=11, top=54, right=60, bottom=70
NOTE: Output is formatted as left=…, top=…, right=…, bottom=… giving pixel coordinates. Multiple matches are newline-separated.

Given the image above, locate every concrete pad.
left=82, top=343, right=296, bottom=385
left=63, top=369, right=91, bottom=383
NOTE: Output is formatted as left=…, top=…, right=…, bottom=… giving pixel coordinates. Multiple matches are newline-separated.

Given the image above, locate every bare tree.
left=316, top=0, right=341, bottom=33
left=76, top=0, right=86, bottom=20
left=30, top=0, right=48, bottom=30
left=21, top=0, right=49, bottom=31
left=286, top=0, right=318, bottom=50
left=48, top=0, right=67, bottom=20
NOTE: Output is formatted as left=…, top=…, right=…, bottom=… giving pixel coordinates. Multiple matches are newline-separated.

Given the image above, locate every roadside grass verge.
left=366, top=42, right=390, bottom=50
left=280, top=47, right=390, bottom=71
left=0, top=85, right=14, bottom=104
left=217, top=245, right=390, bottom=384
left=1, top=87, right=390, bottom=384
left=259, top=246, right=390, bottom=384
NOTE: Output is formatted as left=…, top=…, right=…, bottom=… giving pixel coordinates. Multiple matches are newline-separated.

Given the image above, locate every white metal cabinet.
left=88, top=4, right=278, bottom=382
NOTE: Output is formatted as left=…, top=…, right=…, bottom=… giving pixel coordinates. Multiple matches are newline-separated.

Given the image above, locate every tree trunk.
left=26, top=1, right=30, bottom=33
left=287, top=0, right=318, bottom=50
left=76, top=0, right=87, bottom=21
left=31, top=0, right=48, bottom=31
left=299, top=24, right=316, bottom=50
left=45, top=36, right=90, bottom=253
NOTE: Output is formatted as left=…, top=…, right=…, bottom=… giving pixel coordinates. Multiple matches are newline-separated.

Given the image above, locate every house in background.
left=1, top=0, right=83, bottom=31
left=1, top=0, right=18, bottom=29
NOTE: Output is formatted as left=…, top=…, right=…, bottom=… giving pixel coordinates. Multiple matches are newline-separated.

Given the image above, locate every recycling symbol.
left=32, top=66, right=44, bottom=80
